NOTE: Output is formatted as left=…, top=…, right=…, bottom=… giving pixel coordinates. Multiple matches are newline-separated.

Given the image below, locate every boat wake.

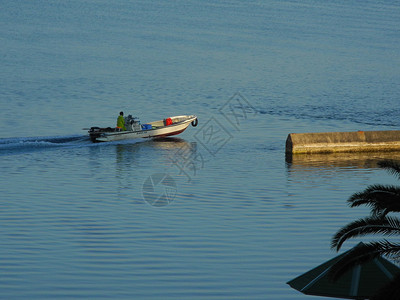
left=0, top=135, right=93, bottom=156
left=0, top=131, right=197, bottom=157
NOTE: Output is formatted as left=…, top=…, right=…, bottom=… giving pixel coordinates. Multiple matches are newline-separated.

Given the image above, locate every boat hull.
left=89, top=115, right=197, bottom=143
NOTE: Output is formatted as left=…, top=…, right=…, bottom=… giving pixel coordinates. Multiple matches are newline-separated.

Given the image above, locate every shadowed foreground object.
left=286, top=130, right=400, bottom=154
left=287, top=243, right=400, bottom=299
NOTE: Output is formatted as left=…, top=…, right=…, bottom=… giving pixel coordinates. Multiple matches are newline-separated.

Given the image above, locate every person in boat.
left=117, top=111, right=126, bottom=131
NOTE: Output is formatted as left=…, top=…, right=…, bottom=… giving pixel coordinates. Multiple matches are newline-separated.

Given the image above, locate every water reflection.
left=113, top=138, right=197, bottom=204
left=86, top=138, right=196, bottom=204
left=146, top=137, right=195, bottom=151
left=285, top=151, right=400, bottom=188
left=286, top=151, right=400, bottom=170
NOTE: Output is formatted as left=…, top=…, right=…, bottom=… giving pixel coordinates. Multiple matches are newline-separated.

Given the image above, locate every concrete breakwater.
left=286, top=130, right=400, bottom=154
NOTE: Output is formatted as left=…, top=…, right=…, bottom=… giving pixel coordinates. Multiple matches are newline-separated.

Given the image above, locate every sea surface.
left=1, top=1, right=400, bottom=299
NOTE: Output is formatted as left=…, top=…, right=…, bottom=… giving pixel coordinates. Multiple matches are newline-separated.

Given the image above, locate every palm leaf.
left=370, top=240, right=400, bottom=262
left=331, top=216, right=400, bottom=251
left=348, top=184, right=400, bottom=216
left=378, top=160, right=400, bottom=180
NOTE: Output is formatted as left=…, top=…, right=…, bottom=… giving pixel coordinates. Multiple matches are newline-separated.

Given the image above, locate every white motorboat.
left=88, top=115, right=198, bottom=143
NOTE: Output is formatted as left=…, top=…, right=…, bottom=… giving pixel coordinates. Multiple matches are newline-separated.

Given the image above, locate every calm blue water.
left=1, top=1, right=400, bottom=299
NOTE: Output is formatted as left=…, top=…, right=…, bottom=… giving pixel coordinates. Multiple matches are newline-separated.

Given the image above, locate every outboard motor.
left=124, top=115, right=140, bottom=131
left=89, top=127, right=101, bottom=142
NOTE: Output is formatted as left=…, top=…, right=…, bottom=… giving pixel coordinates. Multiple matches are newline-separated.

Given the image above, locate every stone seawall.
left=286, top=130, right=400, bottom=154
